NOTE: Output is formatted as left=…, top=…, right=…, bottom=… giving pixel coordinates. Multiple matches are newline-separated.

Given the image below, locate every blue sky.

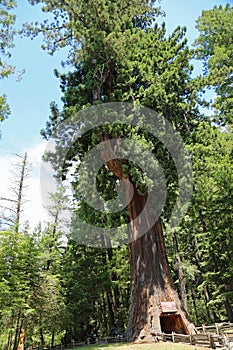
left=0, top=0, right=230, bottom=229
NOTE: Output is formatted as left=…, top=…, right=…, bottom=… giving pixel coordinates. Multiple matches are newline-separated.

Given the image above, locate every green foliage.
left=24, top=0, right=163, bottom=55
left=194, top=4, right=233, bottom=125
left=0, top=94, right=10, bottom=122
left=62, top=241, right=130, bottom=340
left=0, top=0, right=17, bottom=132
left=0, top=0, right=16, bottom=76
left=0, top=224, right=65, bottom=349
left=175, top=123, right=233, bottom=322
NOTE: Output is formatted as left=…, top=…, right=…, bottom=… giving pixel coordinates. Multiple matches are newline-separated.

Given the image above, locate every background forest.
left=0, top=0, right=232, bottom=349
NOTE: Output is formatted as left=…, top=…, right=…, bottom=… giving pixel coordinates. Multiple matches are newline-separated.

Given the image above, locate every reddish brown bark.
left=17, top=328, right=24, bottom=350
left=101, top=136, right=195, bottom=342
left=127, top=216, right=195, bottom=341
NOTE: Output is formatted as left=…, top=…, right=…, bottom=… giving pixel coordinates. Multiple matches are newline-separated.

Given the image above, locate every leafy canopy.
left=194, top=4, right=233, bottom=126
left=0, top=0, right=17, bottom=128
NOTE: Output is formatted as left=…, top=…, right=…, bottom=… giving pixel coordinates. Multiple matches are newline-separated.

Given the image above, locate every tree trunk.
left=0, top=152, right=29, bottom=230
left=51, top=329, right=55, bottom=348
left=6, top=312, right=15, bottom=350
left=126, top=198, right=195, bottom=341
left=101, top=294, right=109, bottom=332
left=106, top=289, right=116, bottom=331
left=190, top=287, right=198, bottom=324
left=39, top=314, right=46, bottom=347
left=100, top=242, right=116, bottom=332
left=173, top=232, right=189, bottom=313
left=6, top=330, right=13, bottom=350
left=13, top=311, right=21, bottom=350
left=192, top=235, right=216, bottom=322
left=15, top=152, right=28, bottom=233
left=16, top=328, right=25, bottom=350
left=225, top=297, right=233, bottom=322
left=101, top=139, right=195, bottom=342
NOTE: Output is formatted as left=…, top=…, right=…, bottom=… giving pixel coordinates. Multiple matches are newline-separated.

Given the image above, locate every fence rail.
left=31, top=322, right=233, bottom=350
left=196, top=322, right=233, bottom=335
left=158, top=331, right=223, bottom=348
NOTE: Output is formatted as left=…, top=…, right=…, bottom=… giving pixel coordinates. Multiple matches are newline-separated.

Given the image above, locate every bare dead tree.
left=0, top=152, right=30, bottom=231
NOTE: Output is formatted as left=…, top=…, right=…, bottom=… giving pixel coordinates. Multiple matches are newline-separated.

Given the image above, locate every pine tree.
left=0, top=0, right=16, bottom=130
left=178, top=123, right=233, bottom=323
left=194, top=4, right=233, bottom=126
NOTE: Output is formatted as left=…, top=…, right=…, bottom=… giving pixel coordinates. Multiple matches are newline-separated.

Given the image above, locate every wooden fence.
left=161, top=332, right=222, bottom=348
left=160, top=322, right=233, bottom=349
left=196, top=322, right=233, bottom=335
left=35, top=322, right=233, bottom=350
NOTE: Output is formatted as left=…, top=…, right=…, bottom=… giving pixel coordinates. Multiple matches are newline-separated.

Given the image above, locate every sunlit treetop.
left=0, top=0, right=17, bottom=125
left=24, top=0, right=164, bottom=59
left=0, top=0, right=16, bottom=78
left=194, top=4, right=233, bottom=126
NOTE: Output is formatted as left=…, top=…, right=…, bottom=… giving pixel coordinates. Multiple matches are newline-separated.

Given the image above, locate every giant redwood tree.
left=26, top=0, right=200, bottom=341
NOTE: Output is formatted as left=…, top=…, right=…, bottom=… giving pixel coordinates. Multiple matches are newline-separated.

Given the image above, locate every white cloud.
left=27, top=140, right=48, bottom=164
left=0, top=156, right=12, bottom=198
left=23, top=174, right=51, bottom=229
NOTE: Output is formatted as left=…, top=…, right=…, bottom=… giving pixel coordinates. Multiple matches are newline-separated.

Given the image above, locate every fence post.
left=171, top=332, right=175, bottom=343
left=209, top=334, right=216, bottom=349
left=222, top=334, right=228, bottom=349
left=215, top=323, right=220, bottom=335
left=208, top=334, right=211, bottom=348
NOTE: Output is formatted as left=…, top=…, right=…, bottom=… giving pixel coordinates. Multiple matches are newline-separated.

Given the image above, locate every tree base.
left=127, top=223, right=196, bottom=343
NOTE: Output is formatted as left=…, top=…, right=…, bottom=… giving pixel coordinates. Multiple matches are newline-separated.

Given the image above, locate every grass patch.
left=72, top=342, right=210, bottom=350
